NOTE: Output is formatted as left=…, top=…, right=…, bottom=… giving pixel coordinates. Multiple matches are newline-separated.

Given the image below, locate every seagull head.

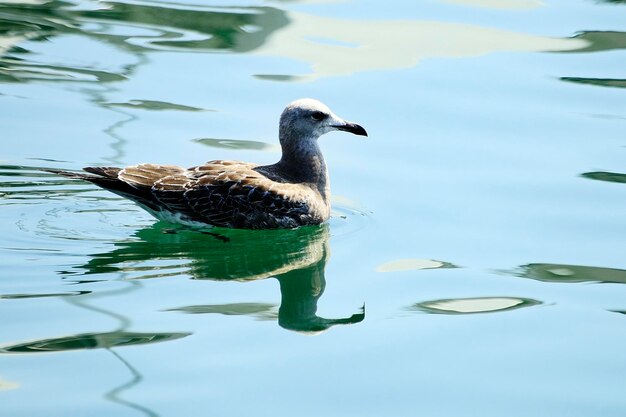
left=279, top=98, right=368, bottom=141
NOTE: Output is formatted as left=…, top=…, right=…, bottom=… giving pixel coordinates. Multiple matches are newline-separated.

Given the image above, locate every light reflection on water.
left=412, top=296, right=542, bottom=314
left=1, top=0, right=626, bottom=416
left=0, top=0, right=613, bottom=86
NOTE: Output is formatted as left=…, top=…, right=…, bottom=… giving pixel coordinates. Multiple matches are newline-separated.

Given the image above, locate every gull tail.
left=42, top=167, right=121, bottom=181
left=43, top=167, right=162, bottom=211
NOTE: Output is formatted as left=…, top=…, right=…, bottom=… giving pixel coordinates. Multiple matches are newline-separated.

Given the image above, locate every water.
left=1, top=0, right=625, bottom=415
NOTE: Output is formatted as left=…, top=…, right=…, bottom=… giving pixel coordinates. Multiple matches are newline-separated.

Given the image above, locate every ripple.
left=0, top=164, right=145, bottom=242
left=0, top=62, right=128, bottom=83
left=0, top=291, right=90, bottom=299
left=561, top=77, right=626, bottom=89
left=513, top=263, right=626, bottom=284
left=79, top=3, right=288, bottom=53
left=376, top=258, right=457, bottom=273
left=105, top=100, right=210, bottom=112
left=411, top=297, right=541, bottom=314
left=0, top=331, right=191, bottom=354
left=0, top=165, right=96, bottom=201
left=166, top=302, right=277, bottom=320
left=194, top=137, right=280, bottom=152
left=253, top=74, right=313, bottom=82
left=581, top=171, right=626, bottom=185
left=567, top=31, right=626, bottom=53
left=329, top=195, right=372, bottom=238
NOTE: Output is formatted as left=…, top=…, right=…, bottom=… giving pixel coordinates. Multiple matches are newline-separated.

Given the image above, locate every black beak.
left=334, top=122, right=368, bottom=137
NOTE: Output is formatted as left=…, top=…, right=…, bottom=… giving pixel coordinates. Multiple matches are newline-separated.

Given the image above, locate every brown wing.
left=49, top=161, right=325, bottom=228
left=178, top=161, right=323, bottom=229
left=118, top=164, right=185, bottom=188
left=146, top=160, right=256, bottom=224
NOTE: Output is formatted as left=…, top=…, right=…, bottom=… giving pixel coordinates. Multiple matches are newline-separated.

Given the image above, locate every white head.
left=279, top=98, right=367, bottom=143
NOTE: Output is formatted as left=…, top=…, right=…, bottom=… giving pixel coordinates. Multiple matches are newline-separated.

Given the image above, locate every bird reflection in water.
left=81, top=222, right=365, bottom=333
left=0, top=223, right=363, bottom=416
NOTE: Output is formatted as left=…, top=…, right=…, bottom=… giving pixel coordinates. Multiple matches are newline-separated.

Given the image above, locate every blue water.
left=1, top=0, right=625, bottom=415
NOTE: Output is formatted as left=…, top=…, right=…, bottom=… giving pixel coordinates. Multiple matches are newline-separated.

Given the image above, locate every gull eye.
left=311, top=111, right=326, bottom=121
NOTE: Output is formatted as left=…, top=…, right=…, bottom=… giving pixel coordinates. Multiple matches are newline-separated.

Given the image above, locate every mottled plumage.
left=46, top=99, right=367, bottom=229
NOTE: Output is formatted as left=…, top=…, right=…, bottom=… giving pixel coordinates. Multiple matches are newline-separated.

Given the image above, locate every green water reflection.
left=3, top=0, right=620, bottom=86
left=105, top=100, right=209, bottom=112
left=567, top=31, right=626, bottom=53
left=0, top=0, right=287, bottom=83
left=581, top=171, right=626, bottom=184
left=0, top=331, right=189, bottom=353
left=515, top=263, right=626, bottom=284
left=76, top=223, right=364, bottom=333
left=562, top=77, right=626, bottom=88
left=0, top=290, right=90, bottom=299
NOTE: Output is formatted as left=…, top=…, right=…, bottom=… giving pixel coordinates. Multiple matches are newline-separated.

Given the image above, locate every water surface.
left=1, top=0, right=625, bottom=416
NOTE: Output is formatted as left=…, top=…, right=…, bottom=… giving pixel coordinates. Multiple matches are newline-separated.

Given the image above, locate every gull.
left=47, top=99, right=367, bottom=229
